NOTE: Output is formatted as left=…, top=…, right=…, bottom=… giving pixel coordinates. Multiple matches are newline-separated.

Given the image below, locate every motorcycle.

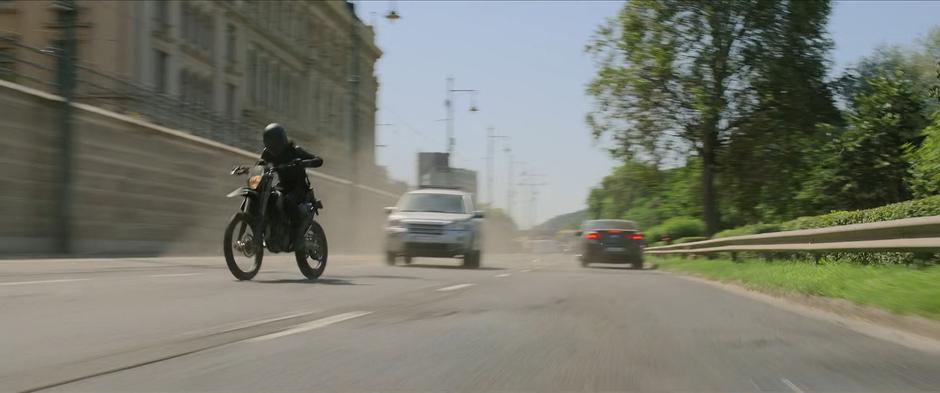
left=223, top=161, right=328, bottom=280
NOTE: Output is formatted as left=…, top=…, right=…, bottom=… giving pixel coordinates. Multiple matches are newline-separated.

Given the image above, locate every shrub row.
left=645, top=216, right=705, bottom=242
left=713, top=195, right=940, bottom=265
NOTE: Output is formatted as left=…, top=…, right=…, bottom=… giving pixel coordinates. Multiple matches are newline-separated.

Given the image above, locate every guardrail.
left=645, top=216, right=940, bottom=255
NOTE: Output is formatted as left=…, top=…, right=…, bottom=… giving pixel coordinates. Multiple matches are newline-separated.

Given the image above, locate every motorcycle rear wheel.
left=224, top=213, right=263, bottom=280
left=296, top=220, right=328, bottom=279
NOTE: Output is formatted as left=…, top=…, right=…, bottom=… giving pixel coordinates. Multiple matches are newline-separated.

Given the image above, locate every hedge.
left=674, top=236, right=709, bottom=244
left=714, top=223, right=782, bottom=238
left=645, top=216, right=705, bottom=242
left=779, top=195, right=940, bottom=231
left=716, top=195, right=940, bottom=265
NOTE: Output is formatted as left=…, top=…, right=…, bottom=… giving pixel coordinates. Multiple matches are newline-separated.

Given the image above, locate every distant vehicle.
left=576, top=219, right=643, bottom=269
left=384, top=188, right=484, bottom=268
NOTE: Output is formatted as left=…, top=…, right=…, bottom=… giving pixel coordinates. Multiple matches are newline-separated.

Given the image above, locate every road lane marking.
left=495, top=273, right=511, bottom=278
left=148, top=273, right=202, bottom=278
left=223, top=312, right=313, bottom=331
left=436, top=283, right=475, bottom=291
left=245, top=311, right=372, bottom=342
left=520, top=269, right=532, bottom=273
left=0, top=278, right=89, bottom=287
left=781, top=378, right=806, bottom=393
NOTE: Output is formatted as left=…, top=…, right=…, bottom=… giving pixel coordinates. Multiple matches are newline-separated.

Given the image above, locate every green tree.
left=586, top=0, right=836, bottom=234
left=906, top=112, right=940, bottom=197
left=906, top=60, right=940, bottom=198
left=721, top=1, right=840, bottom=224
left=585, top=160, right=700, bottom=229
left=799, top=70, right=927, bottom=211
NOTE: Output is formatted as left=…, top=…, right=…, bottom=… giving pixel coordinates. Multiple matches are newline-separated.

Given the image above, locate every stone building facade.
left=0, top=0, right=388, bottom=185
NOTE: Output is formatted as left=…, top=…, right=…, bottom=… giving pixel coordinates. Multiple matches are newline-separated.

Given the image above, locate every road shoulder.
left=661, top=269, right=940, bottom=353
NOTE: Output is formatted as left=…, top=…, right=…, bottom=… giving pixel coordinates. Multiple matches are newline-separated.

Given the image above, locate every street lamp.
left=444, top=76, right=480, bottom=156
left=385, top=1, right=401, bottom=22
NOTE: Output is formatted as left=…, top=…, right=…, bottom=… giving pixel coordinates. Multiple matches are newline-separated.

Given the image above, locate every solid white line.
left=148, top=273, right=202, bottom=278
left=495, top=273, right=511, bottom=278
left=0, top=278, right=89, bottom=287
left=781, top=378, right=806, bottom=393
left=245, top=311, right=371, bottom=342
left=436, top=283, right=476, bottom=291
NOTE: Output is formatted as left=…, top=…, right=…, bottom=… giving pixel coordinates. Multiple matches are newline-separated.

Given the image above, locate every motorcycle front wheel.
left=224, top=213, right=263, bottom=280
left=296, top=220, right=328, bottom=279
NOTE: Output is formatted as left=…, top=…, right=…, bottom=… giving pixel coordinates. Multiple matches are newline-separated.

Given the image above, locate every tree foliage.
left=799, top=70, right=927, bottom=211
left=584, top=1, right=939, bottom=236
left=586, top=0, right=836, bottom=234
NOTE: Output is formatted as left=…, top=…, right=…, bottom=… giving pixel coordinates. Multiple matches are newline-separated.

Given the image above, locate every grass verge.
left=652, top=256, right=940, bottom=321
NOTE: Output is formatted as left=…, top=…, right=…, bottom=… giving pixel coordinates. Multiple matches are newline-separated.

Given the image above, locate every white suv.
left=384, top=188, right=484, bottom=268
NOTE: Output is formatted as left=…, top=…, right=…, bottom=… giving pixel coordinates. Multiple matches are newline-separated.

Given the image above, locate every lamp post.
left=444, top=76, right=479, bottom=157
left=384, top=0, right=402, bottom=22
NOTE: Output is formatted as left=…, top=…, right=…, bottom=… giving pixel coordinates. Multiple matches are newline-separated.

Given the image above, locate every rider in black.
left=259, top=123, right=324, bottom=235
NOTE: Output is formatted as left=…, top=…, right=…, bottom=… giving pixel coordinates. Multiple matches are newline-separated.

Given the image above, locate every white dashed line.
left=148, top=273, right=203, bottom=278
left=0, top=278, right=90, bottom=287
left=520, top=269, right=532, bottom=273
left=436, top=283, right=476, bottom=291
left=495, top=273, right=511, bottom=278
left=781, top=378, right=806, bottom=393
left=245, top=311, right=372, bottom=342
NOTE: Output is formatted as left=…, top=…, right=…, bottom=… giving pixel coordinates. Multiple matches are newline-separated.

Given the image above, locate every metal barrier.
left=645, top=216, right=940, bottom=254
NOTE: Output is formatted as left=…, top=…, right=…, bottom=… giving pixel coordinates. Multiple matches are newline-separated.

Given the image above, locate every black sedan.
left=576, top=219, right=644, bottom=269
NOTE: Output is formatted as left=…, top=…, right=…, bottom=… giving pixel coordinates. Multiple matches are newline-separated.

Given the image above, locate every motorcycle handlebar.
left=232, top=160, right=314, bottom=175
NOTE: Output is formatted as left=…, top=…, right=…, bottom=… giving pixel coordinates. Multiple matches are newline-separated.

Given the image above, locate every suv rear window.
left=399, top=193, right=467, bottom=214
left=582, top=220, right=637, bottom=231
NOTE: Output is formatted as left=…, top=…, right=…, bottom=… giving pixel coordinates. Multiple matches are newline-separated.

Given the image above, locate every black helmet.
left=263, top=123, right=289, bottom=155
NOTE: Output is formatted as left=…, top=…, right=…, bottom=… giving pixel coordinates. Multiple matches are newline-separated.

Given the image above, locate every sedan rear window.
left=583, top=220, right=637, bottom=231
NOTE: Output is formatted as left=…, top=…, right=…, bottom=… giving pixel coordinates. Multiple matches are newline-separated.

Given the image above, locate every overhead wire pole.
left=444, top=76, right=478, bottom=157
left=486, top=126, right=507, bottom=207
left=504, top=143, right=523, bottom=225
left=518, top=171, right=547, bottom=229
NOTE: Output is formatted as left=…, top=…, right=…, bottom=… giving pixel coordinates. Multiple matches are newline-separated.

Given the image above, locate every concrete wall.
left=0, top=80, right=400, bottom=256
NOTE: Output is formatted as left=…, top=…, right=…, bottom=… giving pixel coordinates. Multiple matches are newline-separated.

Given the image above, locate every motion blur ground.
left=2, top=0, right=940, bottom=392
left=2, top=253, right=940, bottom=392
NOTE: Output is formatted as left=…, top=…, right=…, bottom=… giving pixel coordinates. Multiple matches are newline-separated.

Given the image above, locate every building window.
left=205, top=77, right=213, bottom=110
left=226, top=84, right=236, bottom=120
left=154, top=50, right=167, bottom=93
left=181, top=4, right=190, bottom=41
left=155, top=0, right=169, bottom=28
left=258, top=59, right=267, bottom=108
left=271, top=63, right=279, bottom=110
left=225, top=24, right=236, bottom=65
left=280, top=72, right=289, bottom=114
left=247, top=49, right=256, bottom=105
left=205, top=16, right=215, bottom=55
left=179, top=70, right=188, bottom=102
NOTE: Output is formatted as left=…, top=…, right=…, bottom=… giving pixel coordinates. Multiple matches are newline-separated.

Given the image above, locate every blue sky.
left=355, top=0, right=940, bottom=228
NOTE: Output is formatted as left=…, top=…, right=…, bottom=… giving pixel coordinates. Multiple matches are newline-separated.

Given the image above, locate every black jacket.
left=260, top=143, right=324, bottom=191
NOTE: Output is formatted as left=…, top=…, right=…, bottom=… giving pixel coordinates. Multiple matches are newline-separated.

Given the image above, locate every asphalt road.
left=2, top=253, right=940, bottom=392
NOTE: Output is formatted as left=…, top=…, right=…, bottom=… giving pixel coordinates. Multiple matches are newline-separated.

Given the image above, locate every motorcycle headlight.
left=247, top=175, right=262, bottom=190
